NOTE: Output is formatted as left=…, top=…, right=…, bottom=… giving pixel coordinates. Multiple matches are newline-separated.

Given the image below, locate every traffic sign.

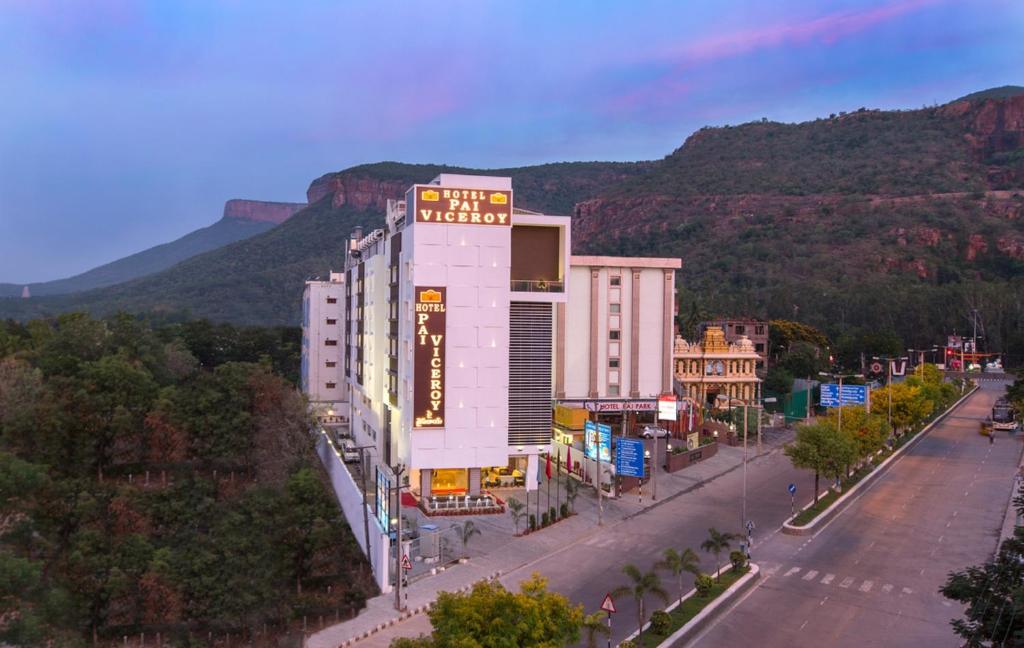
left=402, top=554, right=412, bottom=571
left=820, top=383, right=867, bottom=408
left=746, top=519, right=755, bottom=532
left=600, top=593, right=616, bottom=614
left=788, top=483, right=797, bottom=495
left=615, top=437, right=645, bottom=478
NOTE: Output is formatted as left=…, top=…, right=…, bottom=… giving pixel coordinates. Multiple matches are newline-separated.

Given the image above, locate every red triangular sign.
left=600, top=593, right=616, bottom=613
left=402, top=554, right=412, bottom=571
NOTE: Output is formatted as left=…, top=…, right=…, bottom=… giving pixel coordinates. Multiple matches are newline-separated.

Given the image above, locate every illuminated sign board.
left=414, top=286, right=446, bottom=428
left=658, top=394, right=677, bottom=421
left=585, top=420, right=612, bottom=463
left=375, top=466, right=390, bottom=531
left=414, top=186, right=512, bottom=226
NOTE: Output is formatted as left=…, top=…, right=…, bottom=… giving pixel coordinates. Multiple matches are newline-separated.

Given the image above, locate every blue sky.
left=1, top=0, right=1022, bottom=282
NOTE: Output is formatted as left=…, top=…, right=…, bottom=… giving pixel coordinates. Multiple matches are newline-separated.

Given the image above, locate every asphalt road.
left=692, top=381, right=1021, bottom=648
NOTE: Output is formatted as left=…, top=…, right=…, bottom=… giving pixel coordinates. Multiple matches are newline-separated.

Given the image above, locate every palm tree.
left=611, top=563, right=669, bottom=639
left=581, top=611, right=611, bottom=648
left=457, top=520, right=482, bottom=558
left=656, top=547, right=701, bottom=605
left=700, top=527, right=740, bottom=582
left=507, top=497, right=525, bottom=535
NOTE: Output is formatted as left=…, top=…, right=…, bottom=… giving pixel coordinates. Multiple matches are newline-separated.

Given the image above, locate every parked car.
left=641, top=426, right=670, bottom=438
left=341, top=439, right=360, bottom=463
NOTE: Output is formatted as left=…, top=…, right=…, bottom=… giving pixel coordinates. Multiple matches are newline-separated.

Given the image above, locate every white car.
left=641, top=426, right=670, bottom=439
left=341, top=439, right=360, bottom=463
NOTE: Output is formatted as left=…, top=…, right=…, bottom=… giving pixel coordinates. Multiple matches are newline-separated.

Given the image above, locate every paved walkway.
left=306, top=428, right=794, bottom=648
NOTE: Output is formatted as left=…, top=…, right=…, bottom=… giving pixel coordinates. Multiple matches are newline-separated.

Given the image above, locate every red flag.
left=545, top=452, right=552, bottom=480
left=566, top=446, right=572, bottom=473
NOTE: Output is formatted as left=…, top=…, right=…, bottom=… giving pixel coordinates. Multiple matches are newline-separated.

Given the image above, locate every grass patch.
left=636, top=567, right=750, bottom=647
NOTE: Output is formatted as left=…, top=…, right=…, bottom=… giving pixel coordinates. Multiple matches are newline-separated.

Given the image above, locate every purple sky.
left=1, top=0, right=1022, bottom=282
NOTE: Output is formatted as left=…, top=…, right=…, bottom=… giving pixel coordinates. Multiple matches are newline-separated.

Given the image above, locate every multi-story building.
left=699, top=319, right=769, bottom=370
left=343, top=174, right=569, bottom=504
left=302, top=272, right=347, bottom=419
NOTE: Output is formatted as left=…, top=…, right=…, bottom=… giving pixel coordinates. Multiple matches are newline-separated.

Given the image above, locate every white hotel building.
left=303, top=173, right=679, bottom=504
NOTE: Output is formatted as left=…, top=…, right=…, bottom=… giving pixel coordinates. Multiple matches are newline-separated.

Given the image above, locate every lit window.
left=609, top=330, right=620, bottom=341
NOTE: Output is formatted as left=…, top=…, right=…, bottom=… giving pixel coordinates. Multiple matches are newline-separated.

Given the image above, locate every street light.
left=818, top=371, right=864, bottom=441
left=872, top=356, right=908, bottom=436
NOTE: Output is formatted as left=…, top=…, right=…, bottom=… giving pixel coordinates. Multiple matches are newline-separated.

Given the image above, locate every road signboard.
left=820, top=383, right=867, bottom=408
left=615, top=437, right=645, bottom=478
left=402, top=554, right=412, bottom=571
left=657, top=394, right=677, bottom=421
left=746, top=519, right=755, bottom=532
left=600, top=593, right=616, bottom=614
left=788, top=483, right=797, bottom=495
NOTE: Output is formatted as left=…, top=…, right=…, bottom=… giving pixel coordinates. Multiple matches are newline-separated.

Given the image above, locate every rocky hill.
left=2, top=89, right=1022, bottom=357
left=0, top=199, right=305, bottom=298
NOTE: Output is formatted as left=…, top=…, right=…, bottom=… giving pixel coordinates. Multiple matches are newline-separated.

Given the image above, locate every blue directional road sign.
left=615, top=437, right=645, bottom=478
left=788, top=483, right=797, bottom=495
left=820, top=383, right=867, bottom=408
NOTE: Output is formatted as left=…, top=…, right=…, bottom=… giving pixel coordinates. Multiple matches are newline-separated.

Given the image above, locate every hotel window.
left=755, top=325, right=765, bottom=335
left=735, top=325, right=746, bottom=335
left=610, top=276, right=621, bottom=287
left=609, top=303, right=621, bottom=313
left=326, top=318, right=337, bottom=325
left=326, top=382, right=336, bottom=389
left=325, top=339, right=338, bottom=346
left=326, top=297, right=337, bottom=304
left=608, top=385, right=620, bottom=396
left=326, top=361, right=337, bottom=368
left=609, top=330, right=620, bottom=341
left=609, top=358, right=620, bottom=368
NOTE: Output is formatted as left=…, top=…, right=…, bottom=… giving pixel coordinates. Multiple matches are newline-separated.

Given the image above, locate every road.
left=693, top=381, right=1021, bottom=647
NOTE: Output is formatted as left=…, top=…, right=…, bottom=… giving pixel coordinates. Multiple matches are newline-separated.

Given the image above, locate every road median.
left=782, top=383, right=979, bottom=536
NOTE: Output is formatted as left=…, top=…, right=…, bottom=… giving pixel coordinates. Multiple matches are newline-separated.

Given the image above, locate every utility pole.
left=742, top=402, right=748, bottom=532
left=358, top=447, right=374, bottom=572
left=392, top=464, right=406, bottom=612
left=590, top=401, right=603, bottom=526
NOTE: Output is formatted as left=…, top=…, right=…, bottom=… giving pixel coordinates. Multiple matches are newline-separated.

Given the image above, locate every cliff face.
left=306, top=173, right=408, bottom=210
left=223, top=199, right=307, bottom=224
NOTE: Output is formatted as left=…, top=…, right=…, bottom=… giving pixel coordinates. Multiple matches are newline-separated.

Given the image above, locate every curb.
left=782, top=383, right=979, bottom=536
left=329, top=571, right=502, bottom=647
left=620, top=563, right=761, bottom=646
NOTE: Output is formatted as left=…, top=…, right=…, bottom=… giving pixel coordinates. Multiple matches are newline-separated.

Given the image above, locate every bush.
left=695, top=574, right=714, bottom=597
left=730, top=550, right=748, bottom=573
left=619, top=641, right=636, bottom=648
left=650, top=610, right=672, bottom=634
left=541, top=512, right=549, bottom=527
left=529, top=514, right=536, bottom=531
left=549, top=506, right=557, bottom=522
left=560, top=503, right=569, bottom=518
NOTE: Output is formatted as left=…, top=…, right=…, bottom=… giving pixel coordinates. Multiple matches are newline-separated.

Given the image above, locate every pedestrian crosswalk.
left=764, top=563, right=915, bottom=599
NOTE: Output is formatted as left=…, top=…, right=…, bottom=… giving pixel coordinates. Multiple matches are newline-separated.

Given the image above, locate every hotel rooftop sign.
left=414, top=186, right=512, bottom=226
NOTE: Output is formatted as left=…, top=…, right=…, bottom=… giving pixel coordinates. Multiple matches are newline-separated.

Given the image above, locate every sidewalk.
left=305, top=428, right=794, bottom=648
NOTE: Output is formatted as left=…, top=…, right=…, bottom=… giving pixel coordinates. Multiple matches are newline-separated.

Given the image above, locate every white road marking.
left=946, top=521, right=952, bottom=528
left=820, top=596, right=829, bottom=606
left=938, top=536, right=944, bottom=543
left=803, top=570, right=819, bottom=581
left=799, top=620, right=809, bottom=631
left=882, top=584, right=894, bottom=594
left=902, top=587, right=913, bottom=595
left=920, top=568, right=926, bottom=576
left=821, top=574, right=835, bottom=585
left=953, top=511, right=958, bottom=517
left=785, top=567, right=801, bottom=577
left=840, top=577, right=855, bottom=588
left=859, top=580, right=874, bottom=592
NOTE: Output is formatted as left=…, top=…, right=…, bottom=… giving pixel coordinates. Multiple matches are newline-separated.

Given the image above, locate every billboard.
left=375, top=466, right=391, bottom=531
left=616, top=437, right=645, bottom=478
left=820, top=383, right=868, bottom=408
left=413, top=286, right=446, bottom=428
left=414, top=186, right=512, bottom=226
left=585, top=420, right=612, bottom=463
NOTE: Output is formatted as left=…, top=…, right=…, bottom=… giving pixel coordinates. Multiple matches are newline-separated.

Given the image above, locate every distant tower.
left=21, top=286, right=29, bottom=298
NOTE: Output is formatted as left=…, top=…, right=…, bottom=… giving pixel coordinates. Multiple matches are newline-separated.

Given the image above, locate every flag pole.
left=556, top=448, right=561, bottom=518
left=546, top=453, right=552, bottom=517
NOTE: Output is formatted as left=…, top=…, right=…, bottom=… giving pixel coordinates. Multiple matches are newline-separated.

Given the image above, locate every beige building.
left=674, top=326, right=762, bottom=406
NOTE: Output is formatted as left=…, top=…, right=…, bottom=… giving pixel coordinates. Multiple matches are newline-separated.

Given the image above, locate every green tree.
left=611, top=564, right=669, bottom=639
left=507, top=497, right=526, bottom=535
left=870, top=382, right=933, bottom=433
left=565, top=477, right=580, bottom=513
left=581, top=611, right=611, bottom=648
left=427, top=573, right=582, bottom=647
left=655, top=547, right=701, bottom=606
left=823, top=406, right=889, bottom=465
left=785, top=421, right=857, bottom=504
left=457, top=520, right=482, bottom=559
left=700, top=528, right=741, bottom=582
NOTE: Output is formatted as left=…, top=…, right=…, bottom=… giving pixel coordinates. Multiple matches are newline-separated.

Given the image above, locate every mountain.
left=0, top=199, right=306, bottom=298
left=1, top=89, right=1022, bottom=359
left=0, top=162, right=648, bottom=323
left=956, top=85, right=1024, bottom=103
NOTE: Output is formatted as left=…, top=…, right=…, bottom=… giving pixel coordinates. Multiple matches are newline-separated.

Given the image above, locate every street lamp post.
left=872, top=355, right=908, bottom=435
left=818, top=370, right=865, bottom=445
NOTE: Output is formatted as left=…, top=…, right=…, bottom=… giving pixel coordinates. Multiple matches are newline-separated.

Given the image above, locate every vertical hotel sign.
left=414, top=287, right=446, bottom=428
left=414, top=186, right=512, bottom=226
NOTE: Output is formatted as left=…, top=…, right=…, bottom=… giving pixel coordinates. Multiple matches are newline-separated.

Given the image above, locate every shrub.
left=560, top=503, right=569, bottom=518
left=650, top=610, right=672, bottom=635
left=549, top=506, right=557, bottom=522
left=730, top=550, right=747, bottom=573
left=529, top=514, right=536, bottom=531
left=619, top=641, right=636, bottom=648
left=541, top=512, right=549, bottom=527
left=695, top=574, right=714, bottom=597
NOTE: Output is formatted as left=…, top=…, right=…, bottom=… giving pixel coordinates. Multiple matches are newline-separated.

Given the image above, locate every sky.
left=1, top=0, right=1022, bottom=283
